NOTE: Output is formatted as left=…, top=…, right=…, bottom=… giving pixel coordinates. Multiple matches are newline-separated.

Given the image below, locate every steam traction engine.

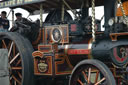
left=32, top=0, right=128, bottom=85
left=0, top=0, right=128, bottom=85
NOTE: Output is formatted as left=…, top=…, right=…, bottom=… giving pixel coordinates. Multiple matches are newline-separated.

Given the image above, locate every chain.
left=92, top=0, right=96, bottom=42
left=118, top=0, right=128, bottom=26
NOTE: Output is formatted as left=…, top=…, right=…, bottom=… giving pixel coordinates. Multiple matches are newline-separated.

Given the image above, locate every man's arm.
left=7, top=20, right=9, bottom=30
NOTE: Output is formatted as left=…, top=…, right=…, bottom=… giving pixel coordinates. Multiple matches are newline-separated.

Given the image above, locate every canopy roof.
left=0, top=0, right=126, bottom=14
left=0, top=0, right=105, bottom=14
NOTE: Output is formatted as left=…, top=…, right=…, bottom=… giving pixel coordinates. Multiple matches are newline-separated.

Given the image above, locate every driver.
left=11, top=13, right=31, bottom=37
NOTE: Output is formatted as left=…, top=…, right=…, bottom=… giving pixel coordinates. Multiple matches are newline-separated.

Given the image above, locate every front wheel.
left=69, top=59, right=116, bottom=85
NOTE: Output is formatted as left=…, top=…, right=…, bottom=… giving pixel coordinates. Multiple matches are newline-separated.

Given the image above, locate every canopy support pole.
left=40, top=4, right=43, bottom=28
left=7, top=9, right=11, bottom=18
left=40, top=4, right=46, bottom=44
left=12, top=9, right=14, bottom=27
left=61, top=2, right=65, bottom=22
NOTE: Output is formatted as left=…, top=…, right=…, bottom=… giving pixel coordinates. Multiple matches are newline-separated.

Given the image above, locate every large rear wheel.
left=0, top=32, right=34, bottom=85
left=69, top=59, right=116, bottom=85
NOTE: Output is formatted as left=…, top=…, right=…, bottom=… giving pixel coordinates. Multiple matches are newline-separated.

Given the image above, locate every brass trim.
left=65, top=45, right=69, bottom=55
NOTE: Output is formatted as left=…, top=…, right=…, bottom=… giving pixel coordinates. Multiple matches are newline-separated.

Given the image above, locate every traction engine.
left=0, top=0, right=128, bottom=85
left=32, top=0, right=128, bottom=85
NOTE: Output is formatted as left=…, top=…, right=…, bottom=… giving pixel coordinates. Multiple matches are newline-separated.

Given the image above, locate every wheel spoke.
left=10, top=53, right=20, bottom=64
left=11, top=67, right=22, bottom=70
left=77, top=79, right=84, bottom=85
left=2, top=40, right=7, bottom=48
left=12, top=75, right=21, bottom=85
left=17, top=72, right=22, bottom=79
left=95, top=71, right=99, bottom=83
left=82, top=71, right=88, bottom=81
left=13, top=44, right=16, bottom=57
left=95, top=77, right=106, bottom=85
left=10, top=80, right=11, bottom=85
left=14, top=81, right=16, bottom=85
left=88, top=68, right=91, bottom=83
left=16, top=60, right=21, bottom=66
left=8, top=42, right=14, bottom=58
left=10, top=76, right=12, bottom=81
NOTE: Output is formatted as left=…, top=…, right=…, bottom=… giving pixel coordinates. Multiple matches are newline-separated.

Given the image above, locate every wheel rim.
left=70, top=65, right=107, bottom=85
left=1, top=39, right=22, bottom=85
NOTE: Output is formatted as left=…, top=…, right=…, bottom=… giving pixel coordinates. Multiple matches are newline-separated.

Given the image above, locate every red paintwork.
left=68, top=49, right=90, bottom=55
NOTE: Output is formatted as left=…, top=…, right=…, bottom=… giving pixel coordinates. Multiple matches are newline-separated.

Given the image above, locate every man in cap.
left=0, top=11, right=10, bottom=31
left=15, top=13, right=23, bottom=21
left=10, top=12, right=40, bottom=41
left=11, top=13, right=32, bottom=37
